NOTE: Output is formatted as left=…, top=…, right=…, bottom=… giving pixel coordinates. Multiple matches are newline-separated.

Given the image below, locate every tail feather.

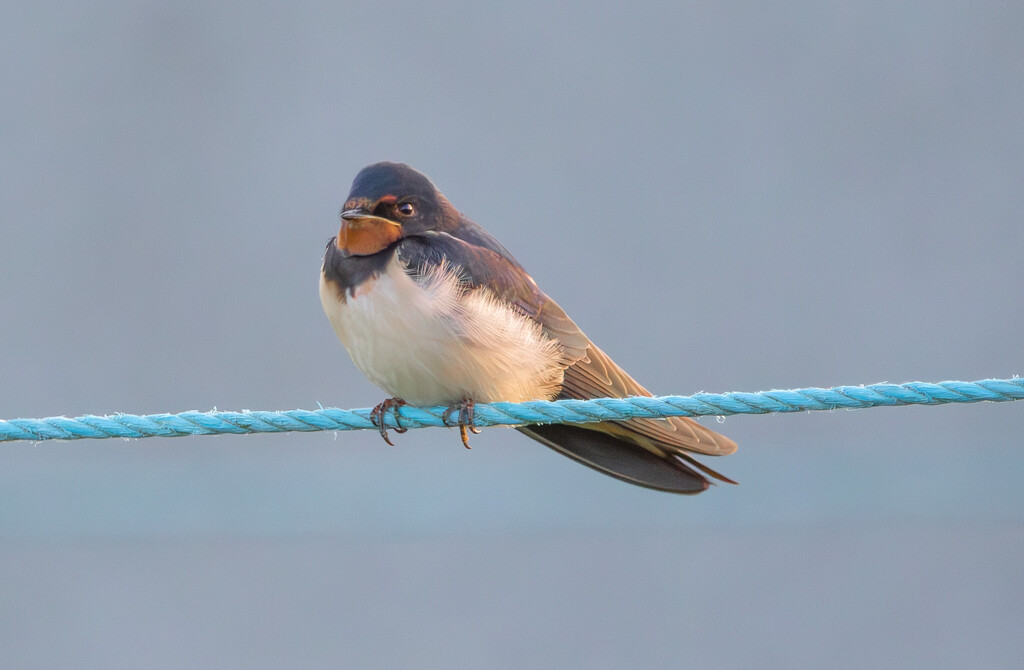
left=518, top=423, right=713, bottom=494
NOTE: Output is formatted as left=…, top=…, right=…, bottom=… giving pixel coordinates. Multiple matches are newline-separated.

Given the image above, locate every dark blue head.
left=342, top=162, right=456, bottom=239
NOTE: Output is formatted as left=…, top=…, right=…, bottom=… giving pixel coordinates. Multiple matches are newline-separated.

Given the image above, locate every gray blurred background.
left=2, top=1, right=1022, bottom=668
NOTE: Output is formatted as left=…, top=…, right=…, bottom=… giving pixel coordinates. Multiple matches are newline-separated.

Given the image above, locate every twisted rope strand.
left=1, top=378, right=1020, bottom=443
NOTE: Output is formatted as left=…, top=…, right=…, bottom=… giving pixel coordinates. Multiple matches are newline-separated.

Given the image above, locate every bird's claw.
left=442, top=399, right=480, bottom=449
left=370, top=397, right=407, bottom=446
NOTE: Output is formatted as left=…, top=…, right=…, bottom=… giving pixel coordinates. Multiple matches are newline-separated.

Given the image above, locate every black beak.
left=341, top=207, right=372, bottom=220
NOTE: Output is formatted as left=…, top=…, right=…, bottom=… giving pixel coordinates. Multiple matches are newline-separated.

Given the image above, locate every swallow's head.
left=335, top=162, right=450, bottom=256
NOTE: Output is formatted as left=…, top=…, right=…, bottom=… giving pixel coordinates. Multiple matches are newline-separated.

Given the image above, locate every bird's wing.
left=398, top=231, right=737, bottom=461
left=558, top=342, right=738, bottom=458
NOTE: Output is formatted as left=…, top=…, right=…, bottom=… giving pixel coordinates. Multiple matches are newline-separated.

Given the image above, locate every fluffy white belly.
left=319, top=256, right=564, bottom=405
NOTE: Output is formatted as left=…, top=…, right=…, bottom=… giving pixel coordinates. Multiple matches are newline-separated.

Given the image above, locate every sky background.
left=1, top=1, right=1022, bottom=668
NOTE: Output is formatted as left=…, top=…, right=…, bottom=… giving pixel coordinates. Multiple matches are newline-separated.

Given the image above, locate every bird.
left=319, top=162, right=737, bottom=494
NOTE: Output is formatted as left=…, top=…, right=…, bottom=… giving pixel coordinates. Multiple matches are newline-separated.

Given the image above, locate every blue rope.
left=1, top=377, right=1020, bottom=443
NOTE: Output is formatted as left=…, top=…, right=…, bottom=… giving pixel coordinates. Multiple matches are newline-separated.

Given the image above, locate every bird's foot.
left=370, top=397, right=408, bottom=446
left=442, top=399, right=481, bottom=449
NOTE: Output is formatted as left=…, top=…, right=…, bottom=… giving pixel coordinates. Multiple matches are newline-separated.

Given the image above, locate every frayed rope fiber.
left=1, top=378, right=1021, bottom=443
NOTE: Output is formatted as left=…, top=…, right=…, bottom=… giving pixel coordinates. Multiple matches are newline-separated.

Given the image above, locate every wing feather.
left=398, top=230, right=737, bottom=463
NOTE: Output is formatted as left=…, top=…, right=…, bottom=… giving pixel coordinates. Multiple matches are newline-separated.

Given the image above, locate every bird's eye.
left=396, top=202, right=415, bottom=217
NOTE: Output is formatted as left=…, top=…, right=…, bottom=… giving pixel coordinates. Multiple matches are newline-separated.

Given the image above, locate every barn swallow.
left=319, top=162, right=737, bottom=493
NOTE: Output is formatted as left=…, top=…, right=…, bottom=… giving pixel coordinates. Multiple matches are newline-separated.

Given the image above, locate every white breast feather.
left=319, top=256, right=565, bottom=406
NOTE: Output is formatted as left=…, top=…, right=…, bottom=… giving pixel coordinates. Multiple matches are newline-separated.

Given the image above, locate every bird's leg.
left=442, top=399, right=481, bottom=449
left=370, top=397, right=407, bottom=446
